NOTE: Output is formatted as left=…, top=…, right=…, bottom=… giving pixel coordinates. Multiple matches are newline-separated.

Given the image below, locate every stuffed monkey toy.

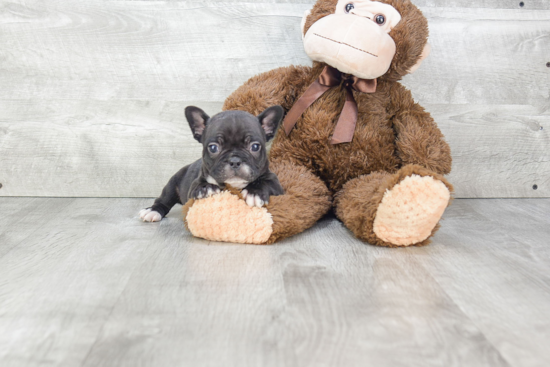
left=183, top=0, right=453, bottom=247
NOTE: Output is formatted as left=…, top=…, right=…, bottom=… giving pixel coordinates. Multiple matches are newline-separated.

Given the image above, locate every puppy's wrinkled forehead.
left=207, top=111, right=264, bottom=144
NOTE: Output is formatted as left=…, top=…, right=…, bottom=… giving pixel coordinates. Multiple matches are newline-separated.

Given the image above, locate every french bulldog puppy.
left=139, top=106, right=285, bottom=222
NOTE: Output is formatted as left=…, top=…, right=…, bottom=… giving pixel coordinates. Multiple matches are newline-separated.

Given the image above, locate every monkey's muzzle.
left=304, top=14, right=397, bottom=80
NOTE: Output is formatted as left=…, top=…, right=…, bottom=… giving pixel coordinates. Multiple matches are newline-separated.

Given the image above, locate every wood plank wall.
left=0, top=0, right=548, bottom=198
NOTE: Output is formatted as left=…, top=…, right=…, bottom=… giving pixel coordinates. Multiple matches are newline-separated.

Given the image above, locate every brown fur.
left=265, top=161, right=332, bottom=243
left=219, top=0, right=453, bottom=246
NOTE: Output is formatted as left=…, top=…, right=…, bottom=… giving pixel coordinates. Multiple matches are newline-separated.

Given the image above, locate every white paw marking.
left=254, top=195, right=264, bottom=207
left=245, top=194, right=264, bottom=207
left=195, top=185, right=221, bottom=200
left=139, top=208, right=151, bottom=219
left=204, top=186, right=220, bottom=198
left=241, top=189, right=248, bottom=199
left=206, top=175, right=219, bottom=185
left=140, top=208, right=162, bottom=222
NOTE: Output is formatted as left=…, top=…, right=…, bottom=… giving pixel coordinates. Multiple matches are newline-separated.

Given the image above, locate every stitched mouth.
left=313, top=33, right=378, bottom=58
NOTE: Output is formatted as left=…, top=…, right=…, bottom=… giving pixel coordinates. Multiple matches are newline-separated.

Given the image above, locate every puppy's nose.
left=229, top=156, right=242, bottom=169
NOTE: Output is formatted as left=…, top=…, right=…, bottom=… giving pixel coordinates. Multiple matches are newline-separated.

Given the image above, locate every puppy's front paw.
left=139, top=208, right=162, bottom=222
left=190, top=183, right=221, bottom=200
left=241, top=189, right=269, bottom=208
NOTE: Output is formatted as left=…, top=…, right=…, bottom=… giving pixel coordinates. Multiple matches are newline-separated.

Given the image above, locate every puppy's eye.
left=375, top=14, right=386, bottom=25
left=208, top=144, right=219, bottom=154
left=250, top=143, right=261, bottom=152
left=345, top=3, right=354, bottom=13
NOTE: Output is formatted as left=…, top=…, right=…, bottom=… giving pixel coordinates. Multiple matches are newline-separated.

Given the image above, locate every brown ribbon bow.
left=283, top=66, right=377, bottom=144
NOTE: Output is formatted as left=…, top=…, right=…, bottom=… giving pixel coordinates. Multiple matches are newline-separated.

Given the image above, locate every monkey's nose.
left=229, top=156, right=242, bottom=169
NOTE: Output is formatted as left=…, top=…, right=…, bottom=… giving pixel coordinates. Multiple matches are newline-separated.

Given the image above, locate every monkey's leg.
left=334, top=165, right=453, bottom=247
left=183, top=161, right=332, bottom=244
left=264, top=161, right=332, bottom=243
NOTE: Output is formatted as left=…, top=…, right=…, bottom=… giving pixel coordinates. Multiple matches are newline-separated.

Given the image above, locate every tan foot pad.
left=185, top=191, right=273, bottom=244
left=373, top=175, right=450, bottom=246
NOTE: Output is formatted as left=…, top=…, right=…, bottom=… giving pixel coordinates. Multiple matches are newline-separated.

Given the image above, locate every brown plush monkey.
left=184, top=0, right=453, bottom=247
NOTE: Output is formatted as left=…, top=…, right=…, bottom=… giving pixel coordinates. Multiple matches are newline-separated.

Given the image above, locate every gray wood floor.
left=0, top=198, right=549, bottom=367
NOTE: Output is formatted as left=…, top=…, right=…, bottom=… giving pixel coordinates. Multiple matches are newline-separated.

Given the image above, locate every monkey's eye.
left=375, top=14, right=386, bottom=25
left=345, top=3, right=354, bottom=13
left=208, top=144, right=219, bottom=154
left=250, top=143, right=261, bottom=152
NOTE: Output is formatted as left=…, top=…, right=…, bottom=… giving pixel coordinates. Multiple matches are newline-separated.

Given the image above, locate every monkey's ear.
left=257, top=106, right=284, bottom=141
left=301, top=9, right=311, bottom=39
left=185, top=106, right=210, bottom=142
left=408, top=43, right=432, bottom=74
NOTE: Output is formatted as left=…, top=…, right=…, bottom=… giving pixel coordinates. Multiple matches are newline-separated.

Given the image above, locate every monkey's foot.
left=373, top=174, right=450, bottom=246
left=183, top=191, right=273, bottom=244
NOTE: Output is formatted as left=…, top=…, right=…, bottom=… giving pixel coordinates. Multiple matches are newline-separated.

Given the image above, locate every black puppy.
left=139, top=106, right=285, bottom=222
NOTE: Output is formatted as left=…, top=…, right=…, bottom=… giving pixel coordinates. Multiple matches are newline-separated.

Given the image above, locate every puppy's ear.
left=257, top=106, right=284, bottom=141
left=185, top=106, right=210, bottom=142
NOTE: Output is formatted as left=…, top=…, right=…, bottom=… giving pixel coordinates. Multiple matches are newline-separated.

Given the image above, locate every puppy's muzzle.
left=229, top=156, right=242, bottom=169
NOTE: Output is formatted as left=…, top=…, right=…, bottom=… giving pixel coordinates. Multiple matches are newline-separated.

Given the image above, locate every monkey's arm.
left=391, top=86, right=452, bottom=175
left=223, top=65, right=313, bottom=115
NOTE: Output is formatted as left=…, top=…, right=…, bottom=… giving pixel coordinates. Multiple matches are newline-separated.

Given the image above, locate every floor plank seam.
left=413, top=256, right=515, bottom=367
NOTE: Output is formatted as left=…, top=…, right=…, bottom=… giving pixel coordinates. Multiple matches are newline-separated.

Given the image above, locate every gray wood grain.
left=0, top=197, right=158, bottom=367
left=0, top=1, right=548, bottom=198
left=413, top=0, right=550, bottom=10
left=0, top=1, right=311, bottom=101
left=2, top=197, right=550, bottom=366
left=0, top=197, right=75, bottom=258
left=267, top=221, right=510, bottom=367
left=402, top=7, right=550, bottom=106
left=412, top=199, right=550, bottom=367
left=431, top=104, right=549, bottom=198
left=0, top=100, right=211, bottom=197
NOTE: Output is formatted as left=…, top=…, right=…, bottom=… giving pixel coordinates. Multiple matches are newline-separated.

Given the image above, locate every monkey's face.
left=303, top=0, right=427, bottom=80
